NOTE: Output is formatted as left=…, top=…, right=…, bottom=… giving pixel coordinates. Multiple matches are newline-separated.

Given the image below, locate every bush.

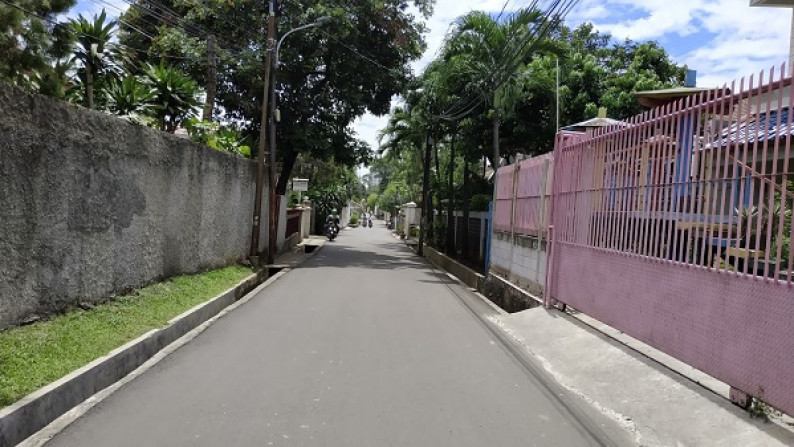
left=350, top=214, right=359, bottom=225
left=184, top=118, right=251, bottom=158
left=410, top=226, right=420, bottom=238
left=471, top=194, right=491, bottom=211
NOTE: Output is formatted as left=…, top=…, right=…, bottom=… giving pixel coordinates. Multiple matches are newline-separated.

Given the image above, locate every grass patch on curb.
left=0, top=265, right=253, bottom=408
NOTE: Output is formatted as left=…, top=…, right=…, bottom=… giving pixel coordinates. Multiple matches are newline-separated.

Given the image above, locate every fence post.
left=537, top=159, right=551, bottom=284
left=479, top=214, right=487, bottom=262
left=507, top=163, right=520, bottom=281
left=544, top=224, right=555, bottom=308
left=484, top=202, right=493, bottom=275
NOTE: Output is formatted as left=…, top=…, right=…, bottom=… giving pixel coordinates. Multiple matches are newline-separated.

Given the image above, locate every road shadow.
left=301, top=240, right=427, bottom=270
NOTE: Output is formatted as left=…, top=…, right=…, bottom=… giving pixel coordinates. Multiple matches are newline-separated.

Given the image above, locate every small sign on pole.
left=292, top=178, right=309, bottom=192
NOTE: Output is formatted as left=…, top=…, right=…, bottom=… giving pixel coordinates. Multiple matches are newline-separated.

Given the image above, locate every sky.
left=71, top=0, right=792, bottom=156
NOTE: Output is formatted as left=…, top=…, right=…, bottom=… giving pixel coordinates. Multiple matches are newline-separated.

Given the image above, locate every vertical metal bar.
left=677, top=92, right=705, bottom=265
left=637, top=109, right=653, bottom=257
left=763, top=64, right=785, bottom=278
left=573, top=138, right=588, bottom=245
left=658, top=101, right=679, bottom=262
left=712, top=83, right=733, bottom=271
left=602, top=134, right=617, bottom=250
left=782, top=70, right=794, bottom=284
left=752, top=68, right=774, bottom=274
left=698, top=85, right=721, bottom=267
left=592, top=139, right=605, bottom=248
left=703, top=86, right=725, bottom=268
left=733, top=77, right=749, bottom=274
left=646, top=105, right=664, bottom=259
left=614, top=124, right=630, bottom=252
left=667, top=98, right=694, bottom=259
left=665, top=100, right=683, bottom=260
left=741, top=73, right=761, bottom=276
left=723, top=77, right=742, bottom=274
left=622, top=116, right=640, bottom=253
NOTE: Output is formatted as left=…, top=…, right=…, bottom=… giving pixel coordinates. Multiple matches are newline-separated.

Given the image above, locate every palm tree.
left=71, top=10, right=118, bottom=109
left=141, top=62, right=200, bottom=132
left=444, top=8, right=558, bottom=167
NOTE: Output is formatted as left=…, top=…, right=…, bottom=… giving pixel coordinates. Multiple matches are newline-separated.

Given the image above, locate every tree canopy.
left=120, top=0, right=434, bottom=193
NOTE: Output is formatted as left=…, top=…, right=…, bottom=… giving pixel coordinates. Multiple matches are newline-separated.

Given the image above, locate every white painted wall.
left=490, top=232, right=547, bottom=290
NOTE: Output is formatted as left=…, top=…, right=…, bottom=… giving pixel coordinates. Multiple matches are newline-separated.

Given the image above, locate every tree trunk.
left=462, top=156, right=471, bottom=260
left=275, top=148, right=298, bottom=195
left=418, top=132, right=432, bottom=256
left=85, top=68, right=94, bottom=110
left=492, top=107, right=500, bottom=170
left=446, top=133, right=456, bottom=255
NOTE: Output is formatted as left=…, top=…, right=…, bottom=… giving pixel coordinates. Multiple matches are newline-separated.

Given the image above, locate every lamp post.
left=264, top=15, right=331, bottom=265
left=250, top=12, right=332, bottom=266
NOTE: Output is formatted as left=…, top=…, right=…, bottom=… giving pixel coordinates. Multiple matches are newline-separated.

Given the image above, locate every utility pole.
left=267, top=39, right=278, bottom=265
left=249, top=1, right=276, bottom=265
left=203, top=34, right=217, bottom=121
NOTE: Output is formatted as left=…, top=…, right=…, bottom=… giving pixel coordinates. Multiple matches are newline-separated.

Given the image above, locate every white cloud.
left=355, top=0, right=792, bottom=150
left=581, top=0, right=790, bottom=85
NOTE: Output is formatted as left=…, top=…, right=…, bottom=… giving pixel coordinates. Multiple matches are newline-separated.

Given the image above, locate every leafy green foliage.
left=366, top=192, right=379, bottom=211
left=70, top=10, right=120, bottom=109
left=184, top=118, right=251, bottom=158
left=141, top=62, right=200, bottom=132
left=470, top=194, right=491, bottom=212
left=119, top=0, right=434, bottom=192
left=105, top=76, right=154, bottom=116
left=0, top=0, right=76, bottom=91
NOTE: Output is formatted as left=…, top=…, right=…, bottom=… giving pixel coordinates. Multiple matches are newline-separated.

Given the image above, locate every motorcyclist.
left=326, top=208, right=340, bottom=231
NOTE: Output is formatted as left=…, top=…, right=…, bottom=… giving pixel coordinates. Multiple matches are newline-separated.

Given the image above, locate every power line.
left=0, top=0, right=196, bottom=61
left=435, top=0, right=580, bottom=121
left=115, top=0, right=246, bottom=55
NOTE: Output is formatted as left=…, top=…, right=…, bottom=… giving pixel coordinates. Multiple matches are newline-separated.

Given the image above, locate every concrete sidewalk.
left=491, top=307, right=794, bottom=447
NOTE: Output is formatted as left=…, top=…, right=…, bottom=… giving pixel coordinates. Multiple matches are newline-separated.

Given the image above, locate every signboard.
left=292, top=178, right=309, bottom=192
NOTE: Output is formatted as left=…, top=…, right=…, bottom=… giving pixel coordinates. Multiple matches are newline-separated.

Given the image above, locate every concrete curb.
left=1, top=244, right=323, bottom=447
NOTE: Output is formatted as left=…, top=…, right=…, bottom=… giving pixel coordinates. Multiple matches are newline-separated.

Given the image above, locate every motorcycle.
left=325, top=222, right=339, bottom=241
left=368, top=218, right=373, bottom=228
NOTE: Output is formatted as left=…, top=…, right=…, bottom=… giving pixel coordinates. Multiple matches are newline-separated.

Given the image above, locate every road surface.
left=46, top=223, right=630, bottom=447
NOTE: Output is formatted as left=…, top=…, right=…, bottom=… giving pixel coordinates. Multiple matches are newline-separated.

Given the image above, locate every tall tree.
left=70, top=10, right=119, bottom=109
left=120, top=0, right=434, bottom=193
left=0, top=0, right=76, bottom=91
left=443, top=8, right=559, bottom=167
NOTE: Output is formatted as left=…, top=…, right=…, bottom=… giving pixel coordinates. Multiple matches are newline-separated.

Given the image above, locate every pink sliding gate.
left=547, top=65, right=794, bottom=415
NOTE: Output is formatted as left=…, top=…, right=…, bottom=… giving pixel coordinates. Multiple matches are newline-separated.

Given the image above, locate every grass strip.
left=0, top=265, right=253, bottom=407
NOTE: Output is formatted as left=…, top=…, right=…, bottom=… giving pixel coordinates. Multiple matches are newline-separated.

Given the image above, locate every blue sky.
left=70, top=0, right=792, bottom=151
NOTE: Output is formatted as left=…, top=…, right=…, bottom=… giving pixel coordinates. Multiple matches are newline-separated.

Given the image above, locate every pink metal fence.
left=514, top=153, right=554, bottom=236
left=547, top=65, right=794, bottom=416
left=493, top=153, right=556, bottom=235
left=493, top=165, right=515, bottom=232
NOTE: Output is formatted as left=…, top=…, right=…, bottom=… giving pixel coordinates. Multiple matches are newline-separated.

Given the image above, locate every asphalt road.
left=46, top=223, right=630, bottom=447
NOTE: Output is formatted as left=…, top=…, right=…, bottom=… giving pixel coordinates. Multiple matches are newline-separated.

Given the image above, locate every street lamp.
left=257, top=14, right=331, bottom=265
left=275, top=16, right=331, bottom=68
left=250, top=11, right=331, bottom=264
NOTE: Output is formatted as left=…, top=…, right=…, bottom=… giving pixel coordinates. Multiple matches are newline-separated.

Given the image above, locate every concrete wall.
left=0, top=84, right=268, bottom=329
left=489, top=231, right=546, bottom=298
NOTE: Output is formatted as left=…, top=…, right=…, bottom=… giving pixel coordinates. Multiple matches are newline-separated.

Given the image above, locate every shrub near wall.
left=0, top=84, right=267, bottom=330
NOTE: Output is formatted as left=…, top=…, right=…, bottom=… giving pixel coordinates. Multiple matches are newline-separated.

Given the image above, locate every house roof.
left=706, top=106, right=793, bottom=149
left=562, top=116, right=629, bottom=132
left=633, top=87, right=712, bottom=108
